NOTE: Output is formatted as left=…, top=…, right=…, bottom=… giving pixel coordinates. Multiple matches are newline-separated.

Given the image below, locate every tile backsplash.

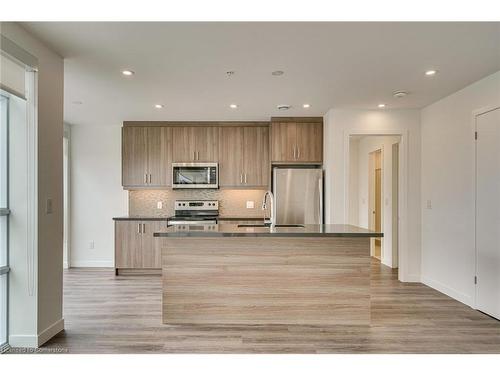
left=129, top=189, right=269, bottom=218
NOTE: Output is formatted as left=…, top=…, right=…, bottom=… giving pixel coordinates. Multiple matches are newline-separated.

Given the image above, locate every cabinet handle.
left=149, top=174, right=152, bottom=184
left=244, top=173, right=247, bottom=184
left=297, top=147, right=300, bottom=159
left=143, top=223, right=146, bottom=233
left=240, top=174, right=243, bottom=184
left=138, top=223, right=141, bottom=234
left=144, top=173, right=147, bottom=184
left=197, top=151, right=200, bottom=160
left=293, top=146, right=296, bottom=160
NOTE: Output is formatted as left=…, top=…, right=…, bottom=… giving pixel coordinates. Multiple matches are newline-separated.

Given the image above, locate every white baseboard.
left=9, top=318, right=64, bottom=348
left=38, top=318, right=64, bottom=346
left=70, top=260, right=114, bottom=268
left=421, top=275, right=473, bottom=307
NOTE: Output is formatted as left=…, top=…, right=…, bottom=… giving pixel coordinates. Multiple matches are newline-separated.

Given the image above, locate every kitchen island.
left=155, top=224, right=382, bottom=326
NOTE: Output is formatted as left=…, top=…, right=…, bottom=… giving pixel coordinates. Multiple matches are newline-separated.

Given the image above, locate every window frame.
left=0, top=92, right=10, bottom=352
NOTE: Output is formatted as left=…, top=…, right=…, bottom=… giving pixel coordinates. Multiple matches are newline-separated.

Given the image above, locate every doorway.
left=63, top=126, right=70, bottom=269
left=348, top=135, right=401, bottom=269
left=369, top=149, right=382, bottom=260
left=475, top=106, right=500, bottom=320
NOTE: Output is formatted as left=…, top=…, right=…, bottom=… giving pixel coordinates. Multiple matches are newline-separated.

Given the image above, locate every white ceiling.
left=21, top=22, right=500, bottom=126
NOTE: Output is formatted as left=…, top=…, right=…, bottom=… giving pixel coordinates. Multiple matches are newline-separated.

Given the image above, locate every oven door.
left=172, top=163, right=218, bottom=189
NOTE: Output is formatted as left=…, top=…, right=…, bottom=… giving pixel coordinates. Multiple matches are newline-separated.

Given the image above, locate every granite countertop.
left=153, top=224, right=383, bottom=238
left=113, top=216, right=169, bottom=221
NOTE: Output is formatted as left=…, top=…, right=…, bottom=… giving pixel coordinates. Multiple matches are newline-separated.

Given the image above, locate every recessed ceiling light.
left=122, top=70, right=134, bottom=76
left=425, top=69, right=438, bottom=76
left=272, top=70, right=284, bottom=76
left=154, top=104, right=163, bottom=109
left=277, top=104, right=291, bottom=110
left=229, top=104, right=238, bottom=109
left=303, top=104, right=311, bottom=108
left=226, top=71, right=235, bottom=76
left=378, top=104, right=386, bottom=108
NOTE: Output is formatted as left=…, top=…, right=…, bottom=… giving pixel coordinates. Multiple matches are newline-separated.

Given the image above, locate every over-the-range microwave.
left=172, top=162, right=219, bottom=189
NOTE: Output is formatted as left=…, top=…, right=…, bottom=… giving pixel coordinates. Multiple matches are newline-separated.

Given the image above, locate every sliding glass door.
left=0, top=94, right=9, bottom=351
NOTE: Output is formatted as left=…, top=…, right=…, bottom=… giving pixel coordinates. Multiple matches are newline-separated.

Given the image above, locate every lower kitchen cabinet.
left=114, top=220, right=168, bottom=274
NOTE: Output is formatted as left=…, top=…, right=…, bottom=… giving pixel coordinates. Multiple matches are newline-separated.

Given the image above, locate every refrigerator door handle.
left=319, top=177, right=323, bottom=225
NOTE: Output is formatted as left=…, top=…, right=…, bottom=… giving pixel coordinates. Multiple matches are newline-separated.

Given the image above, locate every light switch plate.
left=246, top=201, right=255, bottom=209
left=157, top=201, right=163, bottom=209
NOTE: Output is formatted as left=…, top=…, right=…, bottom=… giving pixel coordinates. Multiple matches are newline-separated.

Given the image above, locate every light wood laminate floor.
left=40, top=260, right=500, bottom=353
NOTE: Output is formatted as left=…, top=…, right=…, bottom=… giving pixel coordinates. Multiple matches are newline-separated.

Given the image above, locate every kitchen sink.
left=237, top=224, right=305, bottom=228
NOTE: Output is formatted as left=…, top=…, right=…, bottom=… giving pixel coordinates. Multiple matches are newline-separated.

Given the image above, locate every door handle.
left=144, top=173, right=147, bottom=184
left=197, top=151, right=200, bottom=160
left=193, top=151, right=196, bottom=161
left=293, top=146, right=296, bottom=160
left=244, top=173, right=247, bottom=184
left=138, top=223, right=141, bottom=234
left=142, top=223, right=146, bottom=233
left=297, top=147, right=300, bottom=159
left=240, top=174, right=243, bottom=184
left=149, top=174, right=152, bottom=184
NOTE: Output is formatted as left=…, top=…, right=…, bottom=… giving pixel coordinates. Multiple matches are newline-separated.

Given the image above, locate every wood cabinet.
left=122, top=126, right=172, bottom=188
left=270, top=118, right=323, bottom=163
left=218, top=126, right=269, bottom=188
left=114, top=220, right=168, bottom=273
left=172, top=126, right=219, bottom=162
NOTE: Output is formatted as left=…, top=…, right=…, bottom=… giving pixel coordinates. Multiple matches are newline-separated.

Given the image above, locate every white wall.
left=421, top=70, right=500, bottom=306
left=323, top=109, right=421, bottom=281
left=349, top=136, right=401, bottom=268
left=1, top=22, right=64, bottom=347
left=70, top=125, right=127, bottom=267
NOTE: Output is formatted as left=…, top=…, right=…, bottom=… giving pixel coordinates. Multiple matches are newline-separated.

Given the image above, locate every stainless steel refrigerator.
left=273, top=167, right=323, bottom=225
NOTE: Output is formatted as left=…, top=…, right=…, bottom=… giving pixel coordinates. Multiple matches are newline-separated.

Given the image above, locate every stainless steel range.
left=168, top=200, right=219, bottom=226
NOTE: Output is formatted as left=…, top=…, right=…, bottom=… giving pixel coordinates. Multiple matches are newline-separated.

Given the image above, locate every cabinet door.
left=195, top=126, right=219, bottom=162
left=148, top=127, right=172, bottom=186
left=172, top=127, right=196, bottom=162
left=243, top=126, right=269, bottom=187
left=140, top=221, right=168, bottom=268
left=218, top=127, right=244, bottom=186
left=295, top=122, right=323, bottom=162
left=122, top=127, right=148, bottom=186
left=115, top=221, right=143, bottom=268
left=270, top=122, right=296, bottom=162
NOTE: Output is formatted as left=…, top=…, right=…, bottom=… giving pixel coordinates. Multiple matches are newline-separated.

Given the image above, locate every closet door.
left=476, top=107, right=500, bottom=320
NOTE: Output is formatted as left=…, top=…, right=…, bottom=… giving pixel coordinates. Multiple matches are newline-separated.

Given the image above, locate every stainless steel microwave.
left=172, top=162, right=219, bottom=189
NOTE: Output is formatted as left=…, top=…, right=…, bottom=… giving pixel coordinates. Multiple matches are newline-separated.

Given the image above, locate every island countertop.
left=153, top=223, right=383, bottom=238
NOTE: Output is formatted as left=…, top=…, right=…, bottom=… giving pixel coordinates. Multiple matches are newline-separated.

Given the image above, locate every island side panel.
left=162, top=237, right=370, bottom=325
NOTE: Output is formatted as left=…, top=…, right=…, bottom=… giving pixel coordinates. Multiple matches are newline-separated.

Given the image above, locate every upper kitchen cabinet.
left=218, top=126, right=244, bottom=186
left=122, top=126, right=172, bottom=188
left=172, top=126, right=219, bottom=162
left=218, top=125, right=269, bottom=188
left=243, top=126, right=269, bottom=187
left=270, top=118, right=323, bottom=163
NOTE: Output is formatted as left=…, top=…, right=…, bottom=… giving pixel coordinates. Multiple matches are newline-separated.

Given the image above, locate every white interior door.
left=476, top=107, right=500, bottom=319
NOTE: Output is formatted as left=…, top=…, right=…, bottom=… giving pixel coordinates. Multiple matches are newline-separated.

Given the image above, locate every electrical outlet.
left=426, top=200, right=432, bottom=209
left=89, top=241, right=95, bottom=250
left=46, top=198, right=53, bottom=214
left=157, top=201, right=163, bottom=209
left=246, top=201, right=255, bottom=209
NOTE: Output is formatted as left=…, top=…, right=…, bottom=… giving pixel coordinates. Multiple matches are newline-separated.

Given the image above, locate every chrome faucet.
left=262, top=190, right=275, bottom=227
